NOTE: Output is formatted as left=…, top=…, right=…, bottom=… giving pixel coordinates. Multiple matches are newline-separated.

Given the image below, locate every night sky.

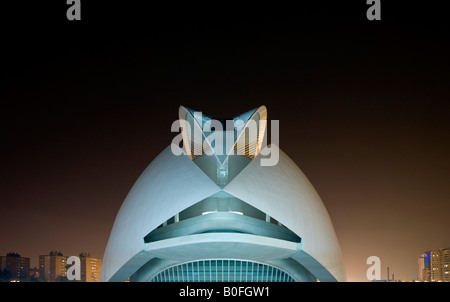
left=1, top=2, right=449, bottom=281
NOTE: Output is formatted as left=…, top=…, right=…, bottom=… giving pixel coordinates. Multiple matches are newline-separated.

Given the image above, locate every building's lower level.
left=146, top=259, right=295, bottom=282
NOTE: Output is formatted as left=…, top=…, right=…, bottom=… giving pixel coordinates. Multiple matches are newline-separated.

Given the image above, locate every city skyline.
left=2, top=246, right=449, bottom=282
left=0, top=251, right=102, bottom=282
left=1, top=3, right=449, bottom=282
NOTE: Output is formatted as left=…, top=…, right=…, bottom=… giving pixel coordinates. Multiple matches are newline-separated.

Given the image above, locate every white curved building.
left=101, top=106, right=346, bottom=282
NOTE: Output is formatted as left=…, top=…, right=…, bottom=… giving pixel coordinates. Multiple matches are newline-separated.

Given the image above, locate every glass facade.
left=149, top=259, right=295, bottom=282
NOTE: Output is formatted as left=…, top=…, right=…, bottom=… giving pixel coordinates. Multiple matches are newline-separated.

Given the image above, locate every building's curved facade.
left=101, top=106, right=346, bottom=282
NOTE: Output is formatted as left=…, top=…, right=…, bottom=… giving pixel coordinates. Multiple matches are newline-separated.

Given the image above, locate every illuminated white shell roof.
left=101, top=143, right=346, bottom=282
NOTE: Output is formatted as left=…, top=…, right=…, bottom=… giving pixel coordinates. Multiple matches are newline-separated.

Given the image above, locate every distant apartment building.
left=0, top=252, right=30, bottom=280
left=79, top=253, right=102, bottom=282
left=39, top=251, right=67, bottom=281
left=419, top=248, right=450, bottom=282
left=430, top=248, right=450, bottom=282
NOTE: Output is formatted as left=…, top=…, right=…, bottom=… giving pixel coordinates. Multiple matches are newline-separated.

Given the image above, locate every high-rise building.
left=79, top=253, right=102, bottom=282
left=418, top=251, right=431, bottom=281
left=430, top=248, right=450, bottom=282
left=0, top=252, right=30, bottom=280
left=101, top=106, right=346, bottom=282
left=39, top=251, right=67, bottom=281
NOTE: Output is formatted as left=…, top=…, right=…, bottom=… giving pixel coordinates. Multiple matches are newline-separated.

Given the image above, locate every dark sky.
left=1, top=2, right=449, bottom=281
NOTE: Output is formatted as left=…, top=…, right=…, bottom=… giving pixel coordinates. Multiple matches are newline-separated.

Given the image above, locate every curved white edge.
left=145, top=232, right=299, bottom=257
left=100, top=145, right=221, bottom=282
left=223, top=146, right=347, bottom=282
